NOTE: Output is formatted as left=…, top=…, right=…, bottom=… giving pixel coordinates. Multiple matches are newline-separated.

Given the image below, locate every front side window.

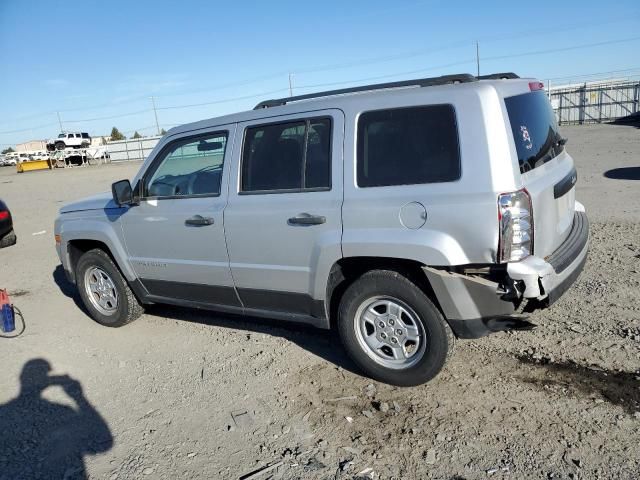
left=144, top=132, right=228, bottom=198
left=357, top=105, right=461, bottom=187
left=241, top=118, right=331, bottom=192
left=81, top=133, right=89, bottom=138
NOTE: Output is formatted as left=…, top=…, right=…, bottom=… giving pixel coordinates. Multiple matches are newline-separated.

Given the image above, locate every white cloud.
left=43, top=78, right=70, bottom=88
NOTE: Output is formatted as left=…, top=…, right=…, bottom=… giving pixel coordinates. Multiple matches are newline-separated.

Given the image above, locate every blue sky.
left=1, top=0, right=639, bottom=147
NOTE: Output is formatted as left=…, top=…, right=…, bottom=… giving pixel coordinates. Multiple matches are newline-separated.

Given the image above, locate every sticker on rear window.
left=520, top=125, right=533, bottom=150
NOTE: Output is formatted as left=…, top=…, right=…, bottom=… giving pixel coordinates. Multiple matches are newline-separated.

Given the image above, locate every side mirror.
left=112, top=179, right=134, bottom=206
left=197, top=140, right=223, bottom=151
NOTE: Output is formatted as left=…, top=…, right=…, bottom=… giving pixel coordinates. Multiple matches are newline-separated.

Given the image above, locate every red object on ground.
left=0, top=289, right=10, bottom=307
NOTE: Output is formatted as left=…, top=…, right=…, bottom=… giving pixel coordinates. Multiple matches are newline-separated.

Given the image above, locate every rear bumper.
left=424, top=207, right=589, bottom=339
left=507, top=209, right=589, bottom=304
left=0, top=219, right=13, bottom=238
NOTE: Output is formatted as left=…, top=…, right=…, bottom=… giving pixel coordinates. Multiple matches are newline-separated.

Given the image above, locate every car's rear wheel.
left=0, top=230, right=17, bottom=248
left=338, top=269, right=454, bottom=386
left=76, top=249, right=143, bottom=327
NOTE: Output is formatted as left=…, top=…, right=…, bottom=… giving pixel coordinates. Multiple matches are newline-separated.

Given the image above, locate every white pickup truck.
left=46, top=132, right=91, bottom=151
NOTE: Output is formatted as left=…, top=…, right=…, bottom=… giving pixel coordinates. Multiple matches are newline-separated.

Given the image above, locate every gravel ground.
left=0, top=124, right=638, bottom=480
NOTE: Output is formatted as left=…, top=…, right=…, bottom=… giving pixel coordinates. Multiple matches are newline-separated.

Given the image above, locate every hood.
left=60, top=192, right=120, bottom=214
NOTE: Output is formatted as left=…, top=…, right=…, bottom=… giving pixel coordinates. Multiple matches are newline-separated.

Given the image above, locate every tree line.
left=109, top=127, right=166, bottom=141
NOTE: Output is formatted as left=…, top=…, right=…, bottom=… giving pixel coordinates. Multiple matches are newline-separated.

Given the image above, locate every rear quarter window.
left=357, top=105, right=461, bottom=187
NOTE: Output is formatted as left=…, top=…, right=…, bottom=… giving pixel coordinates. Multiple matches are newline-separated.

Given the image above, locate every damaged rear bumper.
left=507, top=209, right=589, bottom=305
left=424, top=208, right=589, bottom=339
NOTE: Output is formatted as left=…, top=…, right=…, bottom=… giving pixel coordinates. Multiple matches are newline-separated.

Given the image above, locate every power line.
left=547, top=67, right=640, bottom=82
left=481, top=36, right=640, bottom=63
left=294, top=38, right=640, bottom=93
left=2, top=35, right=640, bottom=140
left=0, top=123, right=59, bottom=135
left=1, top=16, right=638, bottom=129
left=3, top=15, right=638, bottom=126
left=156, top=88, right=290, bottom=110
left=63, top=109, right=151, bottom=123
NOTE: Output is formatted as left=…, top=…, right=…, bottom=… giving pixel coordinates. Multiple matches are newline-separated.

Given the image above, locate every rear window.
left=357, top=105, right=460, bottom=187
left=504, top=90, right=564, bottom=173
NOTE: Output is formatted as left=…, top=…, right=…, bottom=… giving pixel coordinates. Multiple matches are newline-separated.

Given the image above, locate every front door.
left=224, top=111, right=344, bottom=318
left=120, top=126, right=239, bottom=307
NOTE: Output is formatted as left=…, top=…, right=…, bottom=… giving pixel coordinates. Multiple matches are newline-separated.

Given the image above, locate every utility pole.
left=475, top=41, right=480, bottom=77
left=288, top=73, right=294, bottom=97
left=56, top=111, right=63, bottom=133
left=150, top=96, right=160, bottom=136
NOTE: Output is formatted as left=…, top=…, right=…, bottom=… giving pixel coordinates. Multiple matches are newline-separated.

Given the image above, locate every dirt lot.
left=0, top=124, right=639, bottom=480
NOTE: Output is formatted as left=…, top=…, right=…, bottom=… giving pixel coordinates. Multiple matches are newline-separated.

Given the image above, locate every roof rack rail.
left=254, top=73, right=477, bottom=109
left=477, top=72, right=520, bottom=80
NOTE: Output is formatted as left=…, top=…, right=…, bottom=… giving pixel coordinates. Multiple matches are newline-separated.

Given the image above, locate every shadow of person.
left=0, top=359, right=113, bottom=480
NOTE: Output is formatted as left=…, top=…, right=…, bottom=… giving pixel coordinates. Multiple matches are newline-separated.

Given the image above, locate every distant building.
left=91, top=136, right=111, bottom=146
left=16, top=140, right=46, bottom=152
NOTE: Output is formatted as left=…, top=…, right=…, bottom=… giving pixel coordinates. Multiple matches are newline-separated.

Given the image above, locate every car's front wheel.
left=338, top=270, right=454, bottom=386
left=55, top=141, right=65, bottom=150
left=76, top=249, right=143, bottom=327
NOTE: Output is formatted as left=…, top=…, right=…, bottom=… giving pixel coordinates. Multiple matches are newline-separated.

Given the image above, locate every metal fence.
left=549, top=80, right=640, bottom=125
left=105, top=135, right=162, bottom=162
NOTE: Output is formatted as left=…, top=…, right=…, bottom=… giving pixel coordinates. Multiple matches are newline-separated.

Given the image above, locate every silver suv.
left=54, top=73, right=589, bottom=386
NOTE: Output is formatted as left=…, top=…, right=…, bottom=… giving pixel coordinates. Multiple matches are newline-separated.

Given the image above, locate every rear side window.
left=357, top=105, right=460, bottom=188
left=241, top=118, right=331, bottom=192
left=504, top=90, right=564, bottom=173
left=81, top=133, right=89, bottom=138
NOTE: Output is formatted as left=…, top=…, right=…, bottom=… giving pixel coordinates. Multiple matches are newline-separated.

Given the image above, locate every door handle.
left=185, top=215, right=215, bottom=226
left=288, top=213, right=326, bottom=226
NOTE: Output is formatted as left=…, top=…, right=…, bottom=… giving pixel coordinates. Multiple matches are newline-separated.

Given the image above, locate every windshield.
left=58, top=134, right=65, bottom=138
left=504, top=90, right=564, bottom=173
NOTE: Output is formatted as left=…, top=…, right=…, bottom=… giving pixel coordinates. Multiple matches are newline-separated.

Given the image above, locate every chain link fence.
left=549, top=80, right=640, bottom=125
left=105, top=135, right=162, bottom=163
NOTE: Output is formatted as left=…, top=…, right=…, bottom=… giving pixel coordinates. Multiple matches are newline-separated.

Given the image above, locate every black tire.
left=0, top=230, right=17, bottom=248
left=338, top=270, right=455, bottom=387
left=55, top=141, right=65, bottom=151
left=75, top=248, right=143, bottom=327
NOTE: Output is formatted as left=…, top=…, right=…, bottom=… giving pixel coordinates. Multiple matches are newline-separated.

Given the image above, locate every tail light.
left=529, top=81, right=545, bottom=91
left=0, top=211, right=9, bottom=221
left=498, top=189, right=533, bottom=263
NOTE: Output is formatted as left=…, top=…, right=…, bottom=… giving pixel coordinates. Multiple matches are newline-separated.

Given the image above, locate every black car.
left=0, top=199, right=16, bottom=248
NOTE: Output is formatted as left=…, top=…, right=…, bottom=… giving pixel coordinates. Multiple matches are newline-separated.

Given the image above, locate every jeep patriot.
left=55, top=73, right=589, bottom=386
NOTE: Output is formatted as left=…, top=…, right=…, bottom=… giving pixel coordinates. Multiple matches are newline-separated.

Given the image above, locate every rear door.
left=504, top=88, right=576, bottom=258
left=224, top=110, right=344, bottom=317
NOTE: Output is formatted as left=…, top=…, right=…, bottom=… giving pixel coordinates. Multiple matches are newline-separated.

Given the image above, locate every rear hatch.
left=504, top=88, right=576, bottom=259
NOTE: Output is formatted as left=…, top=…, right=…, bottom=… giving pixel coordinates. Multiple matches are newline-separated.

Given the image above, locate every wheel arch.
left=325, top=256, right=444, bottom=329
left=61, top=221, right=136, bottom=283
left=67, top=239, right=117, bottom=283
